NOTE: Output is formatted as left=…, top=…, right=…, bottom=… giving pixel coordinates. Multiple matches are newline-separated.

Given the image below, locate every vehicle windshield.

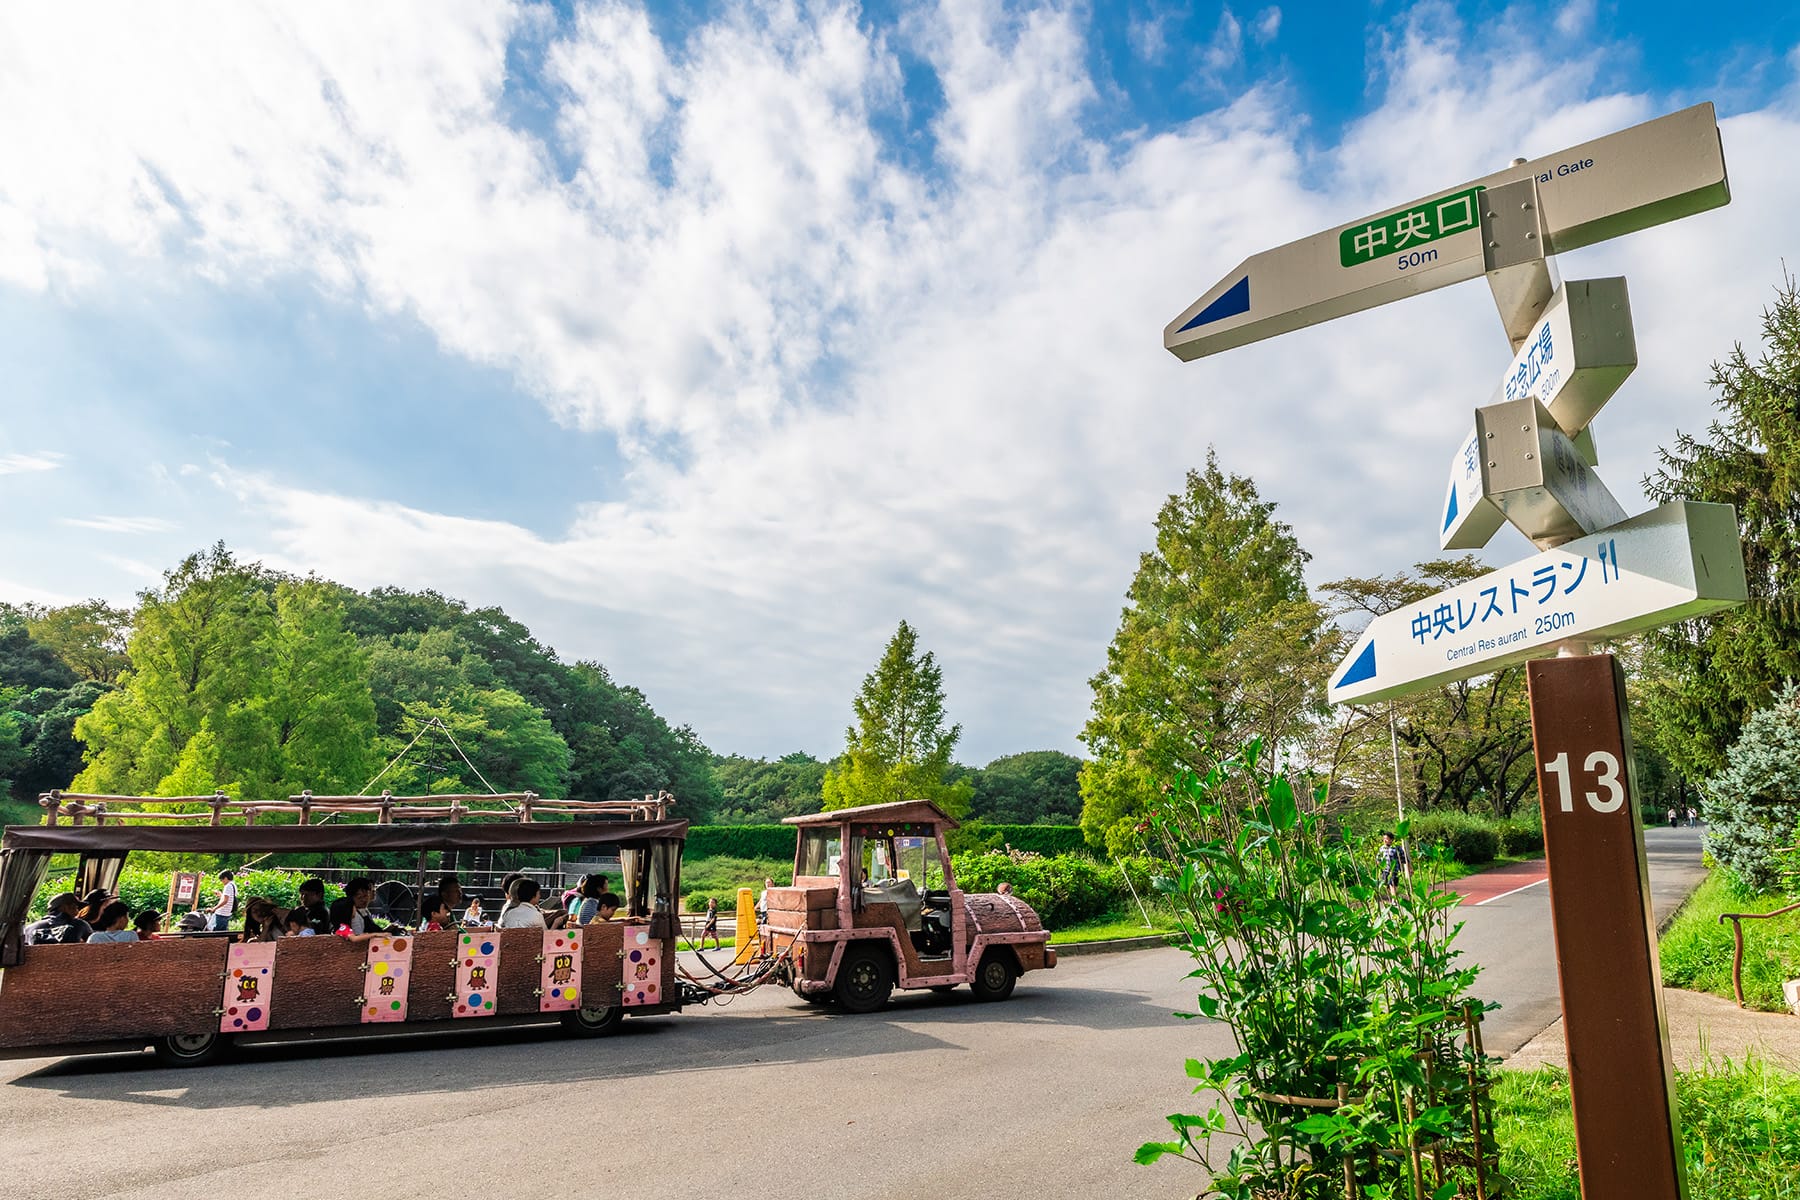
left=797, top=829, right=842, bottom=877
left=894, top=835, right=945, bottom=890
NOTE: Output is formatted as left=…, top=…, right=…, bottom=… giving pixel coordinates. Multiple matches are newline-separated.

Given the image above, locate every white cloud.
left=1202, top=8, right=1246, bottom=77
left=1554, top=0, right=1595, bottom=38
left=1253, top=6, right=1282, bottom=43
left=59, top=515, right=178, bottom=534
left=2, top=3, right=1798, bottom=761
left=0, top=451, right=63, bottom=475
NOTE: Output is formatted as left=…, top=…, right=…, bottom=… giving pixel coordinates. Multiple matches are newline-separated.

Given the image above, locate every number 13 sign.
left=1526, top=654, right=1686, bottom=1200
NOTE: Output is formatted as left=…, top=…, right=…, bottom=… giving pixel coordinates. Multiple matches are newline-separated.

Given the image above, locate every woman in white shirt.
left=497, top=878, right=547, bottom=929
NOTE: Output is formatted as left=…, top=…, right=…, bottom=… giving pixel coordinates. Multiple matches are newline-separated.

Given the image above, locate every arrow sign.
left=1166, top=103, right=1727, bottom=361
left=1441, top=277, right=1636, bottom=550
left=1331, top=501, right=1746, bottom=705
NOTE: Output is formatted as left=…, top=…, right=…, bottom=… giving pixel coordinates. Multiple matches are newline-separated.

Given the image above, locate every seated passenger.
left=287, top=878, right=331, bottom=935
left=86, top=902, right=138, bottom=943
left=434, top=875, right=464, bottom=926
left=496, top=878, right=547, bottom=929
left=595, top=892, right=621, bottom=921
left=240, top=897, right=280, bottom=943
left=418, top=893, right=450, bottom=932
left=75, top=888, right=114, bottom=925
left=282, top=911, right=317, bottom=937
left=462, top=895, right=487, bottom=927
left=329, top=877, right=397, bottom=936
left=133, top=910, right=163, bottom=940
left=567, top=876, right=605, bottom=925
left=25, top=892, right=92, bottom=945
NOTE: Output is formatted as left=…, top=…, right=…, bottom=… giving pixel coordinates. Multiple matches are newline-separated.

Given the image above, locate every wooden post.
left=298, top=790, right=313, bottom=826
left=1527, top=654, right=1686, bottom=1200
left=379, top=790, right=394, bottom=825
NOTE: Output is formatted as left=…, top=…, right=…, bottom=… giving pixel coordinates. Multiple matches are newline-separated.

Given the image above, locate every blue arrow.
left=1442, top=482, right=1459, bottom=531
left=1176, top=276, right=1249, bottom=332
left=1335, top=639, right=1377, bottom=689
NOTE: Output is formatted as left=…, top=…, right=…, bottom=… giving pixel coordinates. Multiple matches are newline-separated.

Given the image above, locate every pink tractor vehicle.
left=762, top=800, right=1055, bottom=1011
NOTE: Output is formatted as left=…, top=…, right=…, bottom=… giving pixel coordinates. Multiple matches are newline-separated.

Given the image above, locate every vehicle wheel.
left=561, top=1004, right=624, bottom=1037
left=969, top=950, right=1018, bottom=1002
left=153, top=1031, right=227, bottom=1068
left=832, top=945, right=894, bottom=1013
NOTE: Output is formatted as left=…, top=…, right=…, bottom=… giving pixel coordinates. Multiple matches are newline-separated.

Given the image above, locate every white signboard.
left=1331, top=501, right=1746, bottom=705
left=1166, top=104, right=1726, bottom=361
left=1440, top=278, right=1636, bottom=550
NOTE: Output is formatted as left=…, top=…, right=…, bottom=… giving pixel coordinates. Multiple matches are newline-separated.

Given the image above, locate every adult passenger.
left=497, top=878, right=547, bottom=929
left=287, top=878, right=331, bottom=935
left=240, top=897, right=280, bottom=942
left=75, top=888, right=113, bottom=925
left=210, top=870, right=238, bottom=932
left=24, top=892, right=92, bottom=945
left=133, top=910, right=163, bottom=939
left=329, top=878, right=396, bottom=936
left=462, top=895, right=487, bottom=927
left=434, top=875, right=464, bottom=925
left=85, top=902, right=138, bottom=943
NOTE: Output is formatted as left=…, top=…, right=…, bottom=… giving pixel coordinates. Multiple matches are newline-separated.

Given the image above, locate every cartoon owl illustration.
left=633, top=961, right=650, bottom=982
left=469, top=965, right=489, bottom=991
left=236, top=976, right=259, bottom=1003
left=551, top=954, right=574, bottom=985
left=379, top=975, right=396, bottom=996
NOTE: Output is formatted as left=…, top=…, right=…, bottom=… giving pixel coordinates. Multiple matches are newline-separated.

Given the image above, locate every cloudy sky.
left=2, top=1, right=1797, bottom=764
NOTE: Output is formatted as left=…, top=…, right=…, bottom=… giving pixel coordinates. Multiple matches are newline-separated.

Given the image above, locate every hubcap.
left=848, top=960, right=879, bottom=995
left=169, top=1033, right=213, bottom=1056
left=983, top=961, right=1006, bottom=989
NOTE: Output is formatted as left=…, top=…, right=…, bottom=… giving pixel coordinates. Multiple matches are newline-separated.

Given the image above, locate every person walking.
left=209, top=870, right=238, bottom=932
left=1667, top=806, right=1678, bottom=828
left=701, top=897, right=720, bottom=950
left=1377, top=832, right=1409, bottom=900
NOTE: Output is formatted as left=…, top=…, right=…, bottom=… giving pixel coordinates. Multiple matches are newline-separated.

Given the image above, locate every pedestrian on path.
left=1687, top=806, right=1699, bottom=827
left=701, top=897, right=720, bottom=950
left=1668, top=806, right=1679, bottom=828
left=1377, top=832, right=1408, bottom=899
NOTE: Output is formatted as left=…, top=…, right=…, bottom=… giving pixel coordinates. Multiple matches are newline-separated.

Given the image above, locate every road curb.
left=1051, top=934, right=1175, bottom=956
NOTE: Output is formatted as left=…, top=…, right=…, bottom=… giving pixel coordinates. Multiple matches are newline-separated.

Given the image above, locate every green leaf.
left=1265, top=777, right=1298, bottom=830
left=1133, top=1141, right=1182, bottom=1165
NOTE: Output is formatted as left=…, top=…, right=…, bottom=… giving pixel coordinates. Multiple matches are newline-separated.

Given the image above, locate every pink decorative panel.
left=540, top=929, right=583, bottom=1012
left=361, top=934, right=414, bottom=1023
left=621, top=926, right=662, bottom=1007
left=221, top=942, right=275, bottom=1032
left=454, top=930, right=500, bottom=1018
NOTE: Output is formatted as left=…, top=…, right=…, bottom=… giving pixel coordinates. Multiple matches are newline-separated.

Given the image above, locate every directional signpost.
left=1164, top=102, right=1744, bottom=1200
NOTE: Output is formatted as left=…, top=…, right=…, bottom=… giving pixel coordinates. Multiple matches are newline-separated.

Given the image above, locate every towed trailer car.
left=0, top=794, right=686, bottom=1066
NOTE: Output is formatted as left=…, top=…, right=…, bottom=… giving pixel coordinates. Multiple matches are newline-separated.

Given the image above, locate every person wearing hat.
left=24, top=892, right=93, bottom=946
left=75, top=888, right=113, bottom=925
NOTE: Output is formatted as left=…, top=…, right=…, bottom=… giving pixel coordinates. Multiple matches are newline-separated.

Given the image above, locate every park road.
left=0, top=827, right=1707, bottom=1200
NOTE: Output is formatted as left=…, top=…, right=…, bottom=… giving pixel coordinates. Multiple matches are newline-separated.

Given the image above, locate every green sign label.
left=1339, top=185, right=1485, bottom=267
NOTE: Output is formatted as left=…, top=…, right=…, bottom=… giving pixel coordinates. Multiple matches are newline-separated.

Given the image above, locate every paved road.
left=0, top=827, right=1707, bottom=1200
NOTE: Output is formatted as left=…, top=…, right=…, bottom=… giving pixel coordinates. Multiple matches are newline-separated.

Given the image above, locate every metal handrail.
left=1718, top=901, right=1800, bottom=1007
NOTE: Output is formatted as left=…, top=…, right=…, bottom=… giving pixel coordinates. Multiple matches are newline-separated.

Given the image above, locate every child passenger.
left=419, top=894, right=450, bottom=932
left=133, top=910, right=163, bottom=940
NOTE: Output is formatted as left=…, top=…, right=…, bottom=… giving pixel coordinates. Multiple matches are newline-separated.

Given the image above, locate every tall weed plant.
left=1135, top=742, right=1497, bottom=1199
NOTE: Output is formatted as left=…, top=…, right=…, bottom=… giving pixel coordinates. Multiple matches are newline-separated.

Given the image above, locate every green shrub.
left=32, top=866, right=342, bottom=919
left=684, top=825, right=794, bottom=861
left=1499, top=817, right=1545, bottom=856
left=985, top=824, right=1089, bottom=856
left=1409, top=813, right=1500, bottom=865
left=950, top=851, right=1121, bottom=927
left=1705, top=684, right=1800, bottom=891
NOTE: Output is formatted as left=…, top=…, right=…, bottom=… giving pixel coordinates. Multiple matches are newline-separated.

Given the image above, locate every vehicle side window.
left=798, top=830, right=842, bottom=877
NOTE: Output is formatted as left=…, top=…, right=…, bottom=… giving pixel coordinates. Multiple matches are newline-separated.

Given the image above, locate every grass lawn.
left=681, top=855, right=791, bottom=911
left=1049, top=904, right=1182, bottom=945
left=1659, top=870, right=1800, bottom=1011
left=1493, top=1059, right=1800, bottom=1199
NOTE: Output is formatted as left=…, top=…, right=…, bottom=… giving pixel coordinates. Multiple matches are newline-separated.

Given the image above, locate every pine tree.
left=1641, top=273, right=1800, bottom=782
left=1703, top=682, right=1800, bottom=891
left=1079, top=450, right=1321, bottom=853
left=820, top=621, right=971, bottom=816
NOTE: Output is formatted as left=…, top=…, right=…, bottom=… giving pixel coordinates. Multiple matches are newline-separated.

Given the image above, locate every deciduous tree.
left=821, top=621, right=972, bottom=816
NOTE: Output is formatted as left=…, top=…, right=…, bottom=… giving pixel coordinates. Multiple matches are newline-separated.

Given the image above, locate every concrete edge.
left=1051, top=933, right=1176, bottom=956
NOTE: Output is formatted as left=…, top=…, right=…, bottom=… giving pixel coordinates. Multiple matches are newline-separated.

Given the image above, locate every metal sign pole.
left=1526, top=654, right=1687, bottom=1200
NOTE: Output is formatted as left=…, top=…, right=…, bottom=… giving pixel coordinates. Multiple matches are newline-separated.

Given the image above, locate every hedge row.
left=684, top=825, right=795, bottom=860
left=32, top=867, right=342, bottom=920
left=1404, top=813, right=1545, bottom=865
left=950, top=852, right=1150, bottom=927
left=960, top=824, right=1090, bottom=857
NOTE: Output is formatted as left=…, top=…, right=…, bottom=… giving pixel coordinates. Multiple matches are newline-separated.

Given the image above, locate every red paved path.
left=1447, top=857, right=1549, bottom=906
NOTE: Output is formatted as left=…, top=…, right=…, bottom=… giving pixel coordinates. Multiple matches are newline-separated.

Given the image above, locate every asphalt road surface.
left=0, top=827, right=1706, bottom=1200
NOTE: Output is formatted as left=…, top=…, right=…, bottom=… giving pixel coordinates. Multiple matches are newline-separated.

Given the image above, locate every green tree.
left=1704, top=682, right=1800, bottom=890
left=713, top=751, right=828, bottom=822
left=970, top=750, right=1083, bottom=824
left=820, top=621, right=972, bottom=816
left=378, top=689, right=571, bottom=797
left=1079, top=451, right=1321, bottom=853
left=24, top=600, right=131, bottom=684
left=1641, top=274, right=1800, bottom=782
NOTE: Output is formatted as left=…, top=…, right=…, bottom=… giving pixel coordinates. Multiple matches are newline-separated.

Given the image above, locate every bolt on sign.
left=1163, top=102, right=1743, bottom=1200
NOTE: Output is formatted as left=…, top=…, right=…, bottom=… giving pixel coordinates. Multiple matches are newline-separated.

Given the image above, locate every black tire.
left=969, top=949, right=1018, bottom=1002
left=561, top=1004, right=624, bottom=1037
left=794, top=985, right=831, bottom=1005
left=832, top=944, right=894, bottom=1013
left=153, top=1031, right=227, bottom=1068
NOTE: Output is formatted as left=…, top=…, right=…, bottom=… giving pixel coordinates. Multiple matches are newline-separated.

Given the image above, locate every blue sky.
left=2, top=1, right=1798, bottom=766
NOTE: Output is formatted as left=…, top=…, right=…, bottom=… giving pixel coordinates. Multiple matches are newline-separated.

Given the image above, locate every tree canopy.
left=1639, top=273, right=1800, bottom=781
left=1079, top=450, right=1324, bottom=853
left=820, top=620, right=972, bottom=816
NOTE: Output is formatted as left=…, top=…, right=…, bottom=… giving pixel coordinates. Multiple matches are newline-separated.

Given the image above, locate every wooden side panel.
left=496, top=928, right=544, bottom=1015
left=765, top=886, right=838, bottom=931
left=1014, top=944, right=1048, bottom=972
left=578, top=919, right=624, bottom=1006
left=268, top=937, right=370, bottom=1030
left=852, top=902, right=956, bottom=978
left=0, top=939, right=227, bottom=1047
left=963, top=893, right=1044, bottom=942
left=406, top=930, right=459, bottom=1022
